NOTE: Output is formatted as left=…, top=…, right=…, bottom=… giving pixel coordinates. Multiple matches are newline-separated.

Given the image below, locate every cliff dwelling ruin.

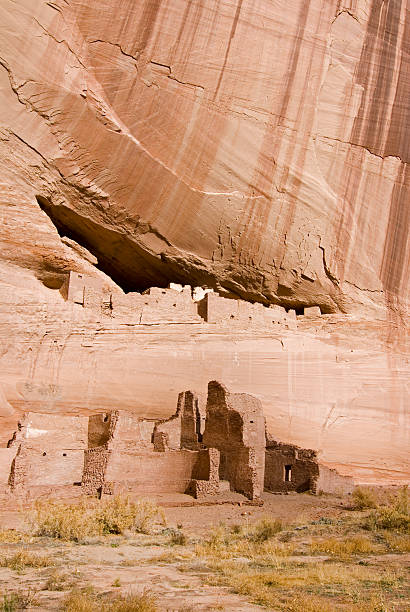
left=1, top=382, right=353, bottom=502
left=58, top=269, right=328, bottom=329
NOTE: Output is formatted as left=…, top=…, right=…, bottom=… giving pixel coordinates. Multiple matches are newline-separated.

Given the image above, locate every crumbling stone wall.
left=7, top=413, right=88, bottom=492
left=153, top=390, right=204, bottom=451
left=0, top=383, right=353, bottom=499
left=63, top=272, right=202, bottom=324
left=62, top=271, right=298, bottom=330
left=188, top=447, right=221, bottom=499
left=83, top=411, right=156, bottom=495
left=198, top=292, right=297, bottom=329
left=264, top=436, right=320, bottom=493
left=314, top=464, right=354, bottom=495
left=203, top=381, right=265, bottom=499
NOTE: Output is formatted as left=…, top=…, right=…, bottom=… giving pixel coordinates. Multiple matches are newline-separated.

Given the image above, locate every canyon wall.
left=0, top=1, right=408, bottom=484
left=0, top=0, right=408, bottom=313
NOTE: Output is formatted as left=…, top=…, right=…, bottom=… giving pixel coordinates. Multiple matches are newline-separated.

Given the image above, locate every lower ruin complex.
left=1, top=382, right=353, bottom=500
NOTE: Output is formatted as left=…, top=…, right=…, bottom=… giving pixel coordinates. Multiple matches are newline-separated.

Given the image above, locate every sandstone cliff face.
left=0, top=1, right=408, bottom=484
left=0, top=0, right=408, bottom=313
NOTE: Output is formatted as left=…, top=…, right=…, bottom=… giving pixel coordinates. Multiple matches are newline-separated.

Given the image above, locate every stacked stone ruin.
left=60, top=271, right=299, bottom=329
left=0, top=382, right=353, bottom=500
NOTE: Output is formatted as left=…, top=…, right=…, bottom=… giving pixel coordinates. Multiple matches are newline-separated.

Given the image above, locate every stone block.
left=303, top=306, right=321, bottom=317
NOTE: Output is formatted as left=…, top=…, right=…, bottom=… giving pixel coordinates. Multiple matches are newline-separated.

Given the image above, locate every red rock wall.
left=0, top=1, right=408, bottom=313
left=0, top=1, right=408, bottom=486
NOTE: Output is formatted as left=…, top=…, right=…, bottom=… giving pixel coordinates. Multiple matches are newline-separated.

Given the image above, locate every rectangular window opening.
left=284, top=465, right=292, bottom=482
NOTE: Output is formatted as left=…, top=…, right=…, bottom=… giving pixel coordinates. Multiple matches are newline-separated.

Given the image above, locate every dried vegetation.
left=0, top=489, right=408, bottom=610
left=29, top=496, right=165, bottom=541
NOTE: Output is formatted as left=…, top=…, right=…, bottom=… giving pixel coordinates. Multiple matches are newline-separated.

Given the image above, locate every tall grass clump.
left=29, top=496, right=165, bottom=541
left=0, top=590, right=38, bottom=611
left=62, top=588, right=157, bottom=612
left=352, top=487, right=377, bottom=510
left=0, top=550, right=54, bottom=571
left=310, top=534, right=378, bottom=557
left=364, top=486, right=410, bottom=534
left=250, top=517, right=282, bottom=542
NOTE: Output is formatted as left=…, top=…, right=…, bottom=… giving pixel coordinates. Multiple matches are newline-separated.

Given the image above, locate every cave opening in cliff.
left=36, top=195, right=179, bottom=293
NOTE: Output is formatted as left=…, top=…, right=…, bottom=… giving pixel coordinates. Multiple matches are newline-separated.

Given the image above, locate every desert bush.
left=363, top=487, right=410, bottom=534
left=365, top=507, right=410, bottom=533
left=250, top=518, right=282, bottom=542
left=29, top=496, right=165, bottom=541
left=393, top=485, right=408, bottom=514
left=62, top=588, right=157, bottom=612
left=43, top=570, right=78, bottom=591
left=0, top=550, right=54, bottom=571
left=97, top=496, right=141, bottom=534
left=168, top=529, right=187, bottom=546
left=30, top=499, right=100, bottom=541
left=131, top=499, right=165, bottom=534
left=352, top=487, right=377, bottom=510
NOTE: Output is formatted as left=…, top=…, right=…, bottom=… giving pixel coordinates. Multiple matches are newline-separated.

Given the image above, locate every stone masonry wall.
left=264, top=437, right=319, bottom=493
left=153, top=390, right=204, bottom=451
left=7, top=413, right=88, bottom=491
left=198, top=292, right=297, bottom=329
left=203, top=381, right=265, bottom=499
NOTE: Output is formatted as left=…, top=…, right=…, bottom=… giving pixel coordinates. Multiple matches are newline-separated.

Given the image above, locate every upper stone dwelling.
left=60, top=270, right=298, bottom=329
left=0, top=382, right=353, bottom=501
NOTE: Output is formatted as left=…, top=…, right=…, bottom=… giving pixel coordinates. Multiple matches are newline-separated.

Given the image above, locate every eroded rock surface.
left=0, top=1, right=408, bottom=485
left=0, top=0, right=408, bottom=313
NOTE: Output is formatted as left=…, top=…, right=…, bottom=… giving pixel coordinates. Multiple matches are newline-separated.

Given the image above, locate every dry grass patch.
left=0, top=549, right=55, bottom=572
left=0, top=530, right=27, bottom=544
left=352, top=487, right=377, bottom=510
left=204, top=560, right=404, bottom=610
left=382, top=531, right=410, bottom=553
left=194, top=521, right=292, bottom=564
left=43, top=569, right=79, bottom=591
left=29, top=496, right=165, bottom=541
left=0, top=589, right=39, bottom=611
left=62, top=588, right=158, bottom=612
left=310, top=535, right=380, bottom=558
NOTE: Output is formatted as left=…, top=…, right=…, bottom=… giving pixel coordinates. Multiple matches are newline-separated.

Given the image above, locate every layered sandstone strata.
left=0, top=0, right=408, bottom=314
left=0, top=1, right=408, bottom=486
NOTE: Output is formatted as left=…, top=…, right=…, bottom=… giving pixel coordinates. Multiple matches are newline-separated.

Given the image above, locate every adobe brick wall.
left=10, top=447, right=85, bottom=488
left=153, top=390, right=203, bottom=451
left=198, top=292, right=297, bottom=330
left=63, top=272, right=202, bottom=324
left=264, top=439, right=319, bottom=493
left=103, top=449, right=199, bottom=495
left=82, top=446, right=111, bottom=495
left=8, top=413, right=88, bottom=451
left=203, top=381, right=265, bottom=499
left=315, top=464, right=355, bottom=495
left=107, top=412, right=155, bottom=451
left=7, top=413, right=88, bottom=492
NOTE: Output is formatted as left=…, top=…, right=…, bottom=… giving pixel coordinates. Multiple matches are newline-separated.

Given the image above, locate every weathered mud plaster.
left=2, top=383, right=354, bottom=499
